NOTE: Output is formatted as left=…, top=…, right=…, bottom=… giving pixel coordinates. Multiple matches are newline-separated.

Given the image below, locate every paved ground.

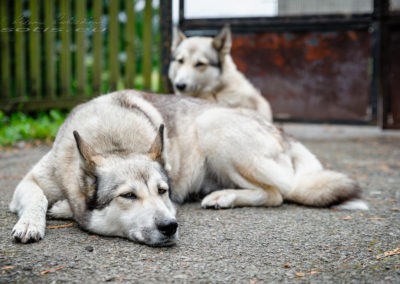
left=1, top=124, right=399, bottom=283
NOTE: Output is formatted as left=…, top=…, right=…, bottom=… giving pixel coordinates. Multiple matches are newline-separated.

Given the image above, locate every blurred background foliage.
left=0, top=0, right=162, bottom=147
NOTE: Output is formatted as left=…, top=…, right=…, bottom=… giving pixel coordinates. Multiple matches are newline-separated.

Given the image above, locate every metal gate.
left=161, top=0, right=400, bottom=129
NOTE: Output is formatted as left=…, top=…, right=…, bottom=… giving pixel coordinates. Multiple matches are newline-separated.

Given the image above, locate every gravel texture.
left=0, top=125, right=399, bottom=283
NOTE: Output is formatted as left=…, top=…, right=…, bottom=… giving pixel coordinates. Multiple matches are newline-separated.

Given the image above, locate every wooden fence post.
left=76, top=0, right=87, bottom=96
left=29, top=0, right=41, bottom=100
left=15, top=0, right=26, bottom=100
left=0, top=0, right=11, bottom=102
left=44, top=0, right=56, bottom=99
left=93, top=0, right=103, bottom=96
left=109, top=0, right=120, bottom=91
left=143, top=0, right=153, bottom=90
left=125, top=0, right=136, bottom=89
left=60, top=0, right=71, bottom=98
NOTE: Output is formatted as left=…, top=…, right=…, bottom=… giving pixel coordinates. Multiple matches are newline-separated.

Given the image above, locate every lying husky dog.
left=10, top=91, right=367, bottom=246
left=168, top=25, right=273, bottom=122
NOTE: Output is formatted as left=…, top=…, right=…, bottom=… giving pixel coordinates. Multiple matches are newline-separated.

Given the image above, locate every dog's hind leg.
left=201, top=187, right=282, bottom=209
left=201, top=159, right=291, bottom=209
left=9, top=173, right=48, bottom=243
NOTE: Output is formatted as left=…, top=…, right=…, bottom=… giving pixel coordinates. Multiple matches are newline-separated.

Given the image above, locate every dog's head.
left=73, top=125, right=178, bottom=247
left=168, top=25, right=232, bottom=98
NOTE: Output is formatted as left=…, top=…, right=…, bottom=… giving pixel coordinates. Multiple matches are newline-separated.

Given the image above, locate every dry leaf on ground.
left=47, top=223, right=74, bottom=229
left=40, top=266, right=65, bottom=275
left=376, top=247, right=400, bottom=260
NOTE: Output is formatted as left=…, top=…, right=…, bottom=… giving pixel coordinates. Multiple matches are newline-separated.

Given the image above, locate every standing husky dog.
left=10, top=91, right=367, bottom=246
left=168, top=25, right=273, bottom=121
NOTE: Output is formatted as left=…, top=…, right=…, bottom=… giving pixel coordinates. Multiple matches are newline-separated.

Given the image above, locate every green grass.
left=0, top=70, right=161, bottom=148
left=0, top=110, right=66, bottom=147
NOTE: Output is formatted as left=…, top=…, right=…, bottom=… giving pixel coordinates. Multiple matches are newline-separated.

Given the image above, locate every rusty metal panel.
left=384, top=28, right=400, bottom=128
left=231, top=31, right=372, bottom=122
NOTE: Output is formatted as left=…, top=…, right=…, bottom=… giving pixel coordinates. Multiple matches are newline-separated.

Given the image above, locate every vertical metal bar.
left=125, top=0, right=136, bottom=89
left=372, top=0, right=390, bottom=128
left=75, top=0, right=86, bottom=96
left=92, top=0, right=103, bottom=95
left=29, top=0, right=41, bottom=99
left=15, top=0, right=26, bottom=100
left=371, top=21, right=382, bottom=126
left=44, top=0, right=56, bottom=99
left=109, top=0, right=119, bottom=91
left=160, top=0, right=173, bottom=92
left=179, top=0, right=184, bottom=24
left=60, top=0, right=71, bottom=97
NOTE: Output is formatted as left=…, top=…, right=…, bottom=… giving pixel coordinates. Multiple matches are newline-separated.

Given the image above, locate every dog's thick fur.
left=10, top=92, right=177, bottom=247
left=168, top=25, right=273, bottom=122
left=10, top=91, right=367, bottom=246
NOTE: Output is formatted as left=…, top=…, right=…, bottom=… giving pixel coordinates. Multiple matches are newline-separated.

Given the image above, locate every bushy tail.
left=286, top=141, right=368, bottom=210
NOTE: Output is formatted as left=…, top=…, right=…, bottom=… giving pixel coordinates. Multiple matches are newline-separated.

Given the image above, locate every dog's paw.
left=11, top=219, right=45, bottom=243
left=201, top=191, right=236, bottom=209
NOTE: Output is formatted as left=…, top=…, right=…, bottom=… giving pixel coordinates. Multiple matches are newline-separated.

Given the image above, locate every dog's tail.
left=285, top=141, right=368, bottom=210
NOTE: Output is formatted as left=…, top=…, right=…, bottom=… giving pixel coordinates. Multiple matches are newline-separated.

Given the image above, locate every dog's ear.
left=73, top=131, right=104, bottom=172
left=212, top=24, right=231, bottom=55
left=149, top=124, right=165, bottom=164
left=171, top=26, right=186, bottom=52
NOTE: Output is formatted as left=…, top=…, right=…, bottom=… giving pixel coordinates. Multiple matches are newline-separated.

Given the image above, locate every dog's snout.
left=157, top=220, right=178, bottom=237
left=175, top=83, right=186, bottom=92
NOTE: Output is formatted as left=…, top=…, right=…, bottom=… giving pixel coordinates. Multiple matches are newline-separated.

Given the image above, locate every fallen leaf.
left=1, top=266, right=14, bottom=270
left=342, top=216, right=352, bottom=220
left=40, top=266, right=65, bottom=275
left=377, top=164, right=391, bottom=172
left=310, top=270, right=319, bottom=275
left=47, top=223, right=74, bottom=229
left=295, top=272, right=305, bottom=277
left=376, top=247, right=400, bottom=260
left=367, top=217, right=385, bottom=221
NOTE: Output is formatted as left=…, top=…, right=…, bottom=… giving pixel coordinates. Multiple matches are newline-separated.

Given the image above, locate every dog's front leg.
left=9, top=173, right=48, bottom=243
left=201, top=188, right=283, bottom=209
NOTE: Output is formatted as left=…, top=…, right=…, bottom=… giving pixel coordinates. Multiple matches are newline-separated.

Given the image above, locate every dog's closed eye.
left=158, top=187, right=167, bottom=195
left=158, top=182, right=169, bottom=195
left=120, top=192, right=137, bottom=200
left=194, top=61, right=206, bottom=68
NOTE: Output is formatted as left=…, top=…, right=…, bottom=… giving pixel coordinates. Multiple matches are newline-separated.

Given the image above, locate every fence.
left=0, top=0, right=167, bottom=112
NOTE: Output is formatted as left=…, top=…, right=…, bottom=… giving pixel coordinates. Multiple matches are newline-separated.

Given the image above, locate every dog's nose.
left=175, top=83, right=186, bottom=91
left=157, top=220, right=178, bottom=237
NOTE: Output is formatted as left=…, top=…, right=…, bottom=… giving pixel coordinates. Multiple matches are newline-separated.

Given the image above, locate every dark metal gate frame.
left=160, top=0, right=400, bottom=129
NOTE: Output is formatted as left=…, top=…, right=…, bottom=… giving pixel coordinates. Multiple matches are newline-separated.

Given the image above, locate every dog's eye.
left=158, top=187, right=168, bottom=195
left=177, top=58, right=184, bottom=64
left=195, top=62, right=206, bottom=68
left=120, top=192, right=137, bottom=200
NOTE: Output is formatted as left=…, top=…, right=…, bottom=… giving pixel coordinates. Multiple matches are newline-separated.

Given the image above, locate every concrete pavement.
left=1, top=124, right=399, bottom=283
